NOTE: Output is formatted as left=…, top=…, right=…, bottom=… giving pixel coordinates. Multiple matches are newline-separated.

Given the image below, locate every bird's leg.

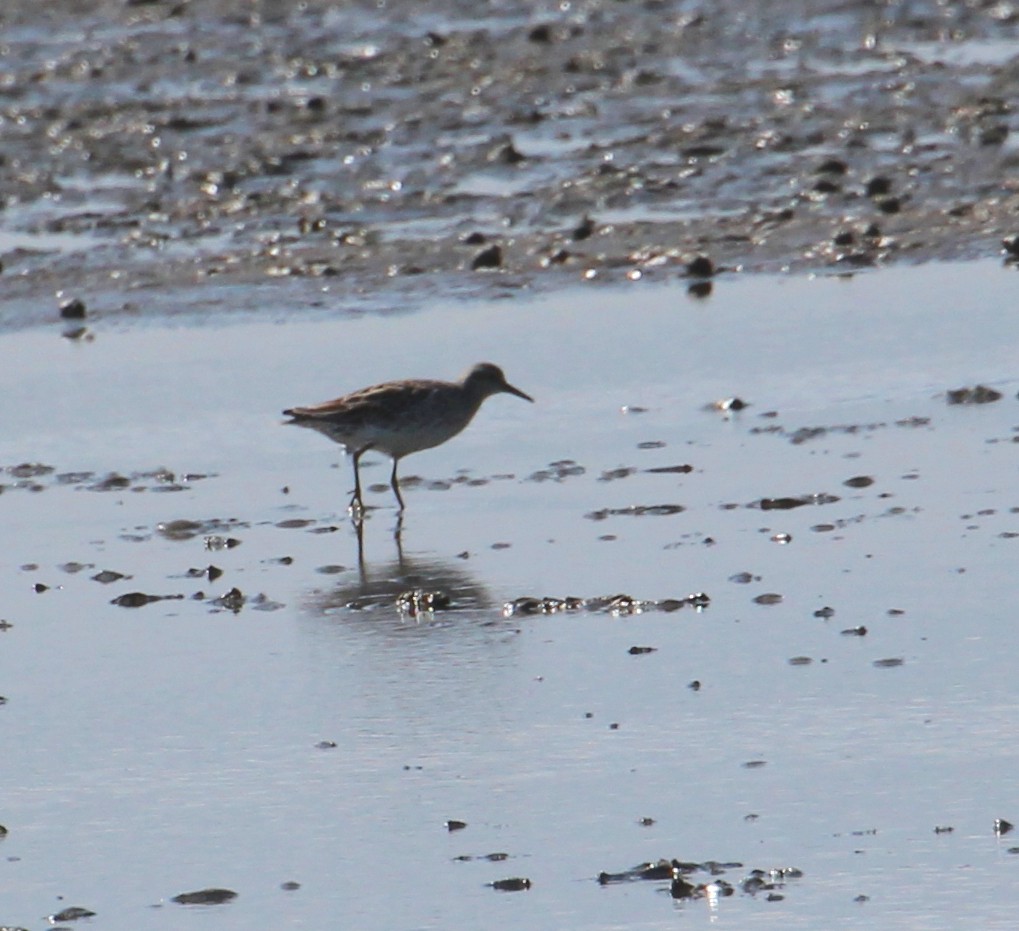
left=349, top=448, right=368, bottom=516
left=390, top=457, right=406, bottom=511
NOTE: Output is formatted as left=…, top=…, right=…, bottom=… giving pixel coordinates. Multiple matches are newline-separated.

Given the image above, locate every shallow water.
left=2, top=259, right=1019, bottom=928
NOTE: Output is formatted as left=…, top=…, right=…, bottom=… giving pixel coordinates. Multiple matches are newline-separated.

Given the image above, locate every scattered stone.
left=585, top=504, right=685, bottom=520
left=471, top=244, right=502, bottom=270
left=446, top=820, right=468, bottom=832
left=211, top=587, right=245, bottom=612
left=873, top=657, right=904, bottom=668
left=397, top=589, right=451, bottom=615
left=91, top=569, right=128, bottom=584
left=685, top=254, right=715, bottom=277
left=572, top=215, right=595, bottom=240
left=171, top=888, right=238, bottom=905
left=628, top=646, right=657, bottom=655
left=111, top=592, right=183, bottom=608
left=49, top=906, right=96, bottom=922
left=995, top=818, right=1014, bottom=836
left=489, top=877, right=531, bottom=892
left=59, top=298, right=88, bottom=319
left=947, top=384, right=1002, bottom=405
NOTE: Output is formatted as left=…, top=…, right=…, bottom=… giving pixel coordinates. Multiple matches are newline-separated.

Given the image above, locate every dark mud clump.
left=488, top=877, right=531, bottom=892
left=946, top=384, right=1003, bottom=405
left=504, top=591, right=709, bottom=617
left=48, top=906, right=97, bottom=921
left=4, top=2, right=1019, bottom=331
left=111, top=591, right=184, bottom=608
left=598, top=858, right=802, bottom=905
left=171, top=887, right=238, bottom=905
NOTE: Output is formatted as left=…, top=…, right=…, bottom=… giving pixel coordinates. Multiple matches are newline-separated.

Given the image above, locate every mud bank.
left=3, top=0, right=1019, bottom=329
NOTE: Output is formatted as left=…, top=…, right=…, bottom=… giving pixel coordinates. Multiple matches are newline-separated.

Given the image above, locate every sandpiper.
left=283, top=362, right=533, bottom=512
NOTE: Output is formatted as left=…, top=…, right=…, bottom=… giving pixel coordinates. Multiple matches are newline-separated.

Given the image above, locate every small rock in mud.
left=7, top=462, right=55, bottom=478
left=489, top=877, right=531, bottom=892
left=947, top=384, right=1002, bottom=405
left=59, top=561, right=93, bottom=574
left=171, top=888, right=238, bottom=905
left=88, top=472, right=132, bottom=491
left=281, top=880, right=301, bottom=891
left=446, top=819, right=468, bottom=832
left=211, top=587, right=245, bottom=612
left=111, top=591, right=182, bottom=608
left=841, top=626, right=868, bottom=636
left=572, top=215, right=596, bottom=240
left=934, top=825, right=954, bottom=834
left=995, top=818, right=1014, bottom=836
left=753, top=593, right=783, bottom=605
left=628, top=646, right=657, bottom=655
left=471, top=244, right=503, bottom=270
left=185, top=565, right=222, bottom=582
left=872, top=657, right=904, bottom=668
left=645, top=463, right=692, bottom=474
left=316, top=740, right=337, bottom=749
left=275, top=518, right=315, bottom=529
left=59, top=298, right=88, bottom=320
left=788, top=656, right=812, bottom=665
left=843, top=475, right=874, bottom=488
left=91, top=569, right=128, bottom=584
left=396, top=589, right=451, bottom=614
left=585, top=503, right=685, bottom=520
left=49, top=905, right=96, bottom=922
left=712, top=397, right=749, bottom=412
left=814, top=606, right=835, bottom=618
left=685, top=254, right=715, bottom=277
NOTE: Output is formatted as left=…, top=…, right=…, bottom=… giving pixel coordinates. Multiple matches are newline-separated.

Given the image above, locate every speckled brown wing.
left=284, top=380, right=444, bottom=430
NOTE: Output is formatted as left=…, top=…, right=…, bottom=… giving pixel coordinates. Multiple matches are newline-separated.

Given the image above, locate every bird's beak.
left=504, top=382, right=534, bottom=403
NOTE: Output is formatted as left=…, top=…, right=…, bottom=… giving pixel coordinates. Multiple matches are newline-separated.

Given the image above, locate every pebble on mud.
left=446, top=819, right=468, bottom=832
left=489, top=877, right=531, bottom=892
left=49, top=906, right=96, bottom=922
left=471, top=244, right=503, bottom=270
left=946, top=384, right=1002, bottom=404
left=111, top=591, right=183, bottom=607
left=59, top=297, right=87, bottom=320
left=685, top=254, right=715, bottom=277
left=171, top=888, right=238, bottom=905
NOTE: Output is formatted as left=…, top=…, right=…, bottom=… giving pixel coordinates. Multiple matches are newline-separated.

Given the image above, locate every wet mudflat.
left=2, top=260, right=1019, bottom=929
left=5, top=0, right=1019, bottom=331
